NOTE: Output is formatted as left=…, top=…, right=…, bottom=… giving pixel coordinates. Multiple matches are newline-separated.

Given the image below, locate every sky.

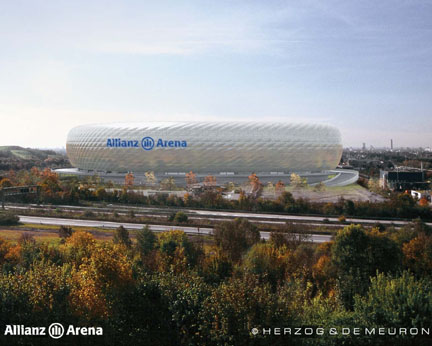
left=0, top=0, right=431, bottom=148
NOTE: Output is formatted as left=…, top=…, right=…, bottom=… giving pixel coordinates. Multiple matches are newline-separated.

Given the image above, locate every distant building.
left=380, top=170, right=428, bottom=190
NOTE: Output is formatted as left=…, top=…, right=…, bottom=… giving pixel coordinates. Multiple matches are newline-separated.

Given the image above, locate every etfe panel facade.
left=66, top=122, right=343, bottom=173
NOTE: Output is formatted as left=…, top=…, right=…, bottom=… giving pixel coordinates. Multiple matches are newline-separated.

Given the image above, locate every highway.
left=7, top=203, right=430, bottom=227
left=18, top=215, right=333, bottom=243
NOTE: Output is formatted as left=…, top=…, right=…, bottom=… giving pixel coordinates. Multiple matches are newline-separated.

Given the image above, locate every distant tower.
left=362, top=142, right=366, bottom=150
left=391, top=139, right=393, bottom=150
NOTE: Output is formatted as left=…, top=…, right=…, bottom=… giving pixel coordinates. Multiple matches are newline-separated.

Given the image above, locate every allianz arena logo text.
left=106, top=137, right=187, bottom=151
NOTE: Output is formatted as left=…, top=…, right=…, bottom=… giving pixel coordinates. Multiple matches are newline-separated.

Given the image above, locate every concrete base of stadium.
left=55, top=168, right=359, bottom=187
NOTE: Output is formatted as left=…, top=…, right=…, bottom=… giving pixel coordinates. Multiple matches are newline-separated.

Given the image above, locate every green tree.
left=113, top=226, right=132, bottom=249
left=354, top=271, right=432, bottom=344
left=174, top=211, right=188, bottom=223
left=0, top=212, right=19, bottom=226
left=214, top=218, right=260, bottom=263
left=331, top=225, right=401, bottom=308
left=136, top=225, right=157, bottom=257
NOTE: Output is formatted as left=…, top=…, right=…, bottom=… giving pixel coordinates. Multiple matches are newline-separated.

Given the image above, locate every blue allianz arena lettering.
left=106, top=138, right=139, bottom=148
left=156, top=139, right=187, bottom=148
left=106, top=137, right=187, bottom=149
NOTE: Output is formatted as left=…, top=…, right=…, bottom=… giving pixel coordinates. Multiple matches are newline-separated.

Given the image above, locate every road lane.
left=18, top=215, right=333, bottom=243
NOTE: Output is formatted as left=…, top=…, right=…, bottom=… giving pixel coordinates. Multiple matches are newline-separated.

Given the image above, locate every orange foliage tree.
left=69, top=242, right=133, bottom=319
left=185, top=171, right=197, bottom=186
left=419, top=198, right=429, bottom=207
left=125, top=172, right=135, bottom=187
left=203, top=175, right=217, bottom=187
left=275, top=180, right=285, bottom=195
left=402, top=234, right=432, bottom=274
left=248, top=173, right=262, bottom=197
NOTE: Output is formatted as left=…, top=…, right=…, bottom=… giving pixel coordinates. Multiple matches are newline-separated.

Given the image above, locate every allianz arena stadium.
left=58, top=122, right=358, bottom=186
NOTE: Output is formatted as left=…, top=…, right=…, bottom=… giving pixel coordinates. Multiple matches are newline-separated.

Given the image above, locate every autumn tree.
left=290, top=173, right=307, bottom=188
left=69, top=243, right=133, bottom=319
left=62, top=231, right=97, bottom=266
left=203, top=175, right=217, bottom=187
left=145, top=171, right=156, bottom=185
left=157, top=230, right=201, bottom=273
left=0, top=178, right=13, bottom=188
left=214, top=218, right=260, bottom=263
left=402, top=234, right=432, bottom=275
left=248, top=173, right=262, bottom=197
left=243, top=243, right=290, bottom=287
left=275, top=180, right=285, bottom=195
left=419, top=197, right=429, bottom=207
left=160, top=177, right=176, bottom=190
left=185, top=171, right=197, bottom=186
left=124, top=172, right=135, bottom=188
left=95, top=187, right=107, bottom=200
left=313, top=181, right=326, bottom=192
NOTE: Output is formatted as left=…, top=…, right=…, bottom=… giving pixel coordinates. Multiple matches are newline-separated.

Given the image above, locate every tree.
left=0, top=212, right=19, bottom=226
left=275, top=180, right=285, bottom=195
left=160, top=177, right=176, bottom=190
left=290, top=173, right=307, bottom=188
left=185, top=171, right=197, bottom=186
left=203, top=175, right=217, bottom=187
left=145, top=171, right=156, bottom=185
left=136, top=225, right=157, bottom=257
left=0, top=178, right=13, bottom=188
left=354, top=272, right=432, bottom=333
left=58, top=226, right=74, bottom=239
left=266, top=182, right=275, bottom=195
left=248, top=173, right=262, bottom=197
left=214, top=218, right=260, bottom=263
left=95, top=187, right=107, bottom=200
left=173, top=211, right=188, bottom=223
left=124, top=172, right=135, bottom=188
left=331, top=225, right=402, bottom=308
left=199, top=275, right=295, bottom=345
left=157, top=230, right=201, bottom=272
left=69, top=243, right=133, bottom=319
left=402, top=234, right=432, bottom=275
left=243, top=243, right=290, bottom=288
left=113, top=226, right=132, bottom=248
left=313, top=181, right=326, bottom=192
left=63, top=231, right=97, bottom=266
left=419, top=197, right=429, bottom=207
left=367, top=178, right=381, bottom=193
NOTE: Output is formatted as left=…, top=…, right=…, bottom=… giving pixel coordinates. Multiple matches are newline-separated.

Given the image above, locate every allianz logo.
left=106, top=137, right=187, bottom=151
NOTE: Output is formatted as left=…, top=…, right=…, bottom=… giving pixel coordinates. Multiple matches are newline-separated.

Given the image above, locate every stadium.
left=58, top=122, right=358, bottom=186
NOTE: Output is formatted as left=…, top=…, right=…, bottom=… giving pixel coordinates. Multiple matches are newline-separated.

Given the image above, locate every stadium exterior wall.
left=66, top=122, right=343, bottom=174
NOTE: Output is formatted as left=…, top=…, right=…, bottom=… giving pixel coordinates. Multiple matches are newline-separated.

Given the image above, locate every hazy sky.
left=0, top=0, right=431, bottom=148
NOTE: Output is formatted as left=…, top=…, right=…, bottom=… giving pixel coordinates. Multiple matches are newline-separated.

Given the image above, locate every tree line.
left=1, top=168, right=431, bottom=221
left=0, top=217, right=431, bottom=345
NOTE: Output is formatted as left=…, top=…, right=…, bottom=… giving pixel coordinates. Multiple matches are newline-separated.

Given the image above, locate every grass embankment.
left=0, top=223, right=214, bottom=245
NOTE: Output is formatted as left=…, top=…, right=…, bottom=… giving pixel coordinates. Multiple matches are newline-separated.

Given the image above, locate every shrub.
left=0, top=212, right=19, bottom=226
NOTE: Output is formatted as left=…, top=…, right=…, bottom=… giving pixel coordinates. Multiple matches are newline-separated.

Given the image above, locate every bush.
left=58, top=226, right=74, bottom=239
left=0, top=212, right=19, bottom=226
left=174, top=211, right=188, bottom=223
left=169, top=211, right=188, bottom=223
left=338, top=215, right=346, bottom=223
